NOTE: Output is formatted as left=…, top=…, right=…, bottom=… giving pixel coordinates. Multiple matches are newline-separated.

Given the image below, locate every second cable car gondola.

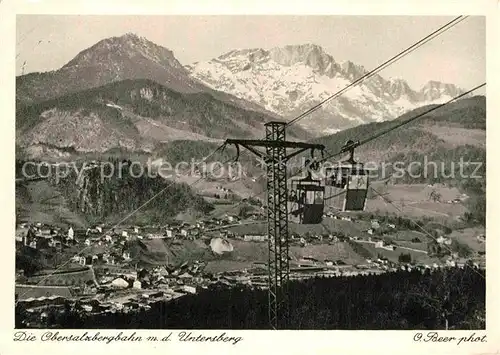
left=324, top=140, right=372, bottom=212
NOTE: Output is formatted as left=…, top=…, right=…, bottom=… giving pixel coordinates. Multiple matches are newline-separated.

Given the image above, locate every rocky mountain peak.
left=269, top=43, right=333, bottom=72
left=340, top=60, right=368, bottom=81
left=420, top=80, right=463, bottom=101
left=388, top=77, right=417, bottom=101
left=62, top=32, right=184, bottom=71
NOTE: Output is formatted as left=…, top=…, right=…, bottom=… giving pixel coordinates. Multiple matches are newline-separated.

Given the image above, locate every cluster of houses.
left=213, top=186, right=237, bottom=200
left=95, top=261, right=208, bottom=294
left=15, top=223, right=77, bottom=250
left=15, top=213, right=252, bottom=262
left=17, top=263, right=264, bottom=327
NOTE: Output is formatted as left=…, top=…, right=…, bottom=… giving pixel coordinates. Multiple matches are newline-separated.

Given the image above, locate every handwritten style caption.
left=413, top=331, right=487, bottom=345
left=14, top=331, right=243, bottom=345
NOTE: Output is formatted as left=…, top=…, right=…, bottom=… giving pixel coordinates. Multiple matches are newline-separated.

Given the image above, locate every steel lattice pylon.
left=225, top=123, right=324, bottom=330
left=265, top=122, right=290, bottom=329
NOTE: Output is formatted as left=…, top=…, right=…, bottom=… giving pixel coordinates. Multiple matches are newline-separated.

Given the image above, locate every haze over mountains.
left=16, top=33, right=467, bottom=160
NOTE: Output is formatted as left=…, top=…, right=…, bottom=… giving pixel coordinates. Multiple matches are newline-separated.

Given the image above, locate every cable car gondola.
left=288, top=174, right=325, bottom=224
left=324, top=140, right=372, bottom=212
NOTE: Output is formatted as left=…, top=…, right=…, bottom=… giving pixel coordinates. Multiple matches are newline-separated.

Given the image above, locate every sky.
left=16, top=15, right=486, bottom=90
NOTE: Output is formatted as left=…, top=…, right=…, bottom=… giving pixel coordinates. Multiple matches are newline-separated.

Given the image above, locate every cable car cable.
left=286, top=15, right=468, bottom=128
left=316, top=83, right=486, bottom=165
left=368, top=185, right=485, bottom=280
left=217, top=82, right=486, bottom=220
left=17, top=142, right=229, bottom=303
left=354, top=83, right=486, bottom=149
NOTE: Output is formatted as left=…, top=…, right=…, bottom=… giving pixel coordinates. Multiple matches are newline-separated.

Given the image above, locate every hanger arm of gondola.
left=230, top=142, right=268, bottom=161
left=285, top=147, right=319, bottom=161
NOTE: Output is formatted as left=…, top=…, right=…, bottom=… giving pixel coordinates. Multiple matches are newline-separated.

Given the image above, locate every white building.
left=122, top=252, right=132, bottom=261
left=111, top=278, right=129, bottom=289
left=182, top=285, right=197, bottom=294
left=67, top=227, right=74, bottom=240
left=244, top=234, right=267, bottom=242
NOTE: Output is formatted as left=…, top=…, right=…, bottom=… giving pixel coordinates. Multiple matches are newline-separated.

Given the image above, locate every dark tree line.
left=18, top=267, right=485, bottom=330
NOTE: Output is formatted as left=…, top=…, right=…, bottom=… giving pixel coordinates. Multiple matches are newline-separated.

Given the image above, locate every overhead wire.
left=215, top=81, right=486, bottom=221
left=285, top=15, right=469, bottom=128
left=213, top=16, right=478, bottom=219
left=17, top=142, right=229, bottom=303
left=368, top=186, right=485, bottom=280
left=317, top=82, right=486, bottom=164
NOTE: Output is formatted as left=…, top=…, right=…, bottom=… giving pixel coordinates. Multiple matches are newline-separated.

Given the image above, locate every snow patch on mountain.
left=187, top=45, right=465, bottom=136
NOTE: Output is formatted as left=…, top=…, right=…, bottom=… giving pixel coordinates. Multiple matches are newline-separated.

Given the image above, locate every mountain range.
left=16, top=33, right=280, bottom=118
left=16, top=34, right=313, bottom=160
left=15, top=32, right=485, bottom=226
left=187, top=44, right=464, bottom=135
left=17, top=33, right=464, bottom=142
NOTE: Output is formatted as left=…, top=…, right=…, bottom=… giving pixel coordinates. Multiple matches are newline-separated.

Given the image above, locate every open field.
left=27, top=267, right=97, bottom=286
left=448, top=227, right=486, bottom=253
left=196, top=240, right=367, bottom=274
left=355, top=241, right=438, bottom=264
left=390, top=230, right=428, bottom=242
left=420, top=124, right=486, bottom=148
left=217, top=219, right=371, bottom=237
left=365, top=183, right=469, bottom=222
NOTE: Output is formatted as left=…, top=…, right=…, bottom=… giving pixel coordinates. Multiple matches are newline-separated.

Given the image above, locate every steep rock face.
left=49, top=160, right=212, bottom=219
left=420, top=80, right=463, bottom=101
left=187, top=44, right=464, bottom=135
left=18, top=108, right=144, bottom=153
